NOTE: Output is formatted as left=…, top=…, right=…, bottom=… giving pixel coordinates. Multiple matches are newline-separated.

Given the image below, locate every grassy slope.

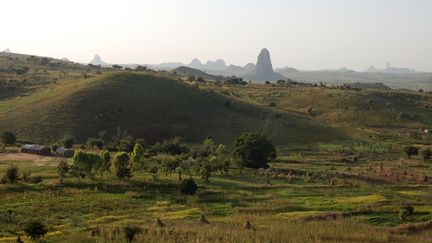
left=0, top=72, right=340, bottom=146
left=204, top=84, right=432, bottom=138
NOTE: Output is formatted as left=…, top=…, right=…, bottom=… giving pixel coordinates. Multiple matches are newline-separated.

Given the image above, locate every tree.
left=57, top=160, right=69, bottom=184
left=62, top=136, right=74, bottom=149
left=5, top=164, right=19, bottom=183
left=199, top=159, right=214, bottom=183
left=1, top=131, right=16, bottom=145
left=421, top=148, right=432, bottom=162
left=176, top=160, right=191, bottom=181
left=151, top=137, right=189, bottom=155
left=212, top=144, right=230, bottom=174
left=86, top=137, right=104, bottom=149
left=154, top=154, right=179, bottom=176
left=24, top=220, right=47, bottom=240
left=71, top=151, right=102, bottom=181
left=131, top=143, right=146, bottom=170
left=187, top=75, right=196, bottom=82
left=196, top=77, right=205, bottom=83
left=179, top=178, right=198, bottom=195
left=114, top=152, right=132, bottom=179
left=112, top=64, right=123, bottom=70
left=99, top=150, right=112, bottom=176
left=232, top=133, right=276, bottom=169
left=135, top=66, right=147, bottom=71
left=118, top=135, right=136, bottom=152
left=404, top=146, right=419, bottom=159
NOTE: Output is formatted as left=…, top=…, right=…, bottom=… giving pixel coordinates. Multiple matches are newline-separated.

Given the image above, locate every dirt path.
left=0, top=152, right=46, bottom=161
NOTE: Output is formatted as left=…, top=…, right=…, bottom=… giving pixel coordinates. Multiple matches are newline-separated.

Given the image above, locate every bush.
left=179, top=178, right=198, bottom=195
left=399, top=205, right=414, bottom=220
left=30, top=176, right=43, bottom=184
left=1, top=131, right=16, bottom=145
left=124, top=225, right=141, bottom=242
left=24, top=220, right=47, bottom=240
left=5, top=165, right=19, bottom=183
left=62, top=136, right=74, bottom=149
left=402, top=205, right=414, bottom=215
left=421, top=148, right=432, bottom=162
left=404, top=146, right=419, bottom=158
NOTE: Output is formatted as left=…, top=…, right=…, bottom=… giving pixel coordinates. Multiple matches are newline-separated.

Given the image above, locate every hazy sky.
left=1, top=0, right=431, bottom=71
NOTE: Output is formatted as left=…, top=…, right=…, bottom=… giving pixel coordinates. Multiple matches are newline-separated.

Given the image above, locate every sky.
left=1, top=0, right=431, bottom=71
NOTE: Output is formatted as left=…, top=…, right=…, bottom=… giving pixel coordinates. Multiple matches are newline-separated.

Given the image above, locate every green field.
left=1, top=148, right=432, bottom=242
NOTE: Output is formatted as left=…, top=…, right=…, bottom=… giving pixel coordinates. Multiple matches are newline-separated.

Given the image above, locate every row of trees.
left=55, top=133, right=276, bottom=184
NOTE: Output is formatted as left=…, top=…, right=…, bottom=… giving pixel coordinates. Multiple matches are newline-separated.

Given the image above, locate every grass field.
left=0, top=147, right=431, bottom=242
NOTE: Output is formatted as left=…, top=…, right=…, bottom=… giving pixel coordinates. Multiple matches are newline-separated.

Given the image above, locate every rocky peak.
left=256, top=48, right=274, bottom=74
left=189, top=58, right=202, bottom=68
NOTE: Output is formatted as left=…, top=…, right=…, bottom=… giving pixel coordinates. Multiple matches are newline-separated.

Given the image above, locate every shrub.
left=399, top=209, right=411, bottom=220
left=24, top=220, right=47, bottom=240
left=62, top=136, right=74, bottom=149
left=421, top=148, right=432, bottom=162
left=5, top=165, right=19, bottom=183
left=404, top=146, right=419, bottom=158
left=1, top=131, right=16, bottom=145
left=179, top=178, right=198, bottom=195
left=57, top=160, right=69, bottom=184
left=124, top=225, right=141, bottom=242
left=30, top=176, right=43, bottom=184
left=402, top=205, right=414, bottom=215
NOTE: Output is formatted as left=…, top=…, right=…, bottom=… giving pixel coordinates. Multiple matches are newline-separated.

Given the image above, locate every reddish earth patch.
left=0, top=152, right=46, bottom=161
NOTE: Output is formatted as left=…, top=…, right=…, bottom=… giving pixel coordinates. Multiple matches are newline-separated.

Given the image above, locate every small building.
left=21, top=144, right=51, bottom=156
left=56, top=147, right=74, bottom=158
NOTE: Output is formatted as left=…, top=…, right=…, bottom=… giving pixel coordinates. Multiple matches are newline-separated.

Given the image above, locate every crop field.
left=1, top=147, right=431, bottom=242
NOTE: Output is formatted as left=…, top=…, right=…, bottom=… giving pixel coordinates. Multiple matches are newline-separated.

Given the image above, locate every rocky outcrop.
left=188, top=58, right=227, bottom=71
left=89, top=54, right=108, bottom=66
left=244, top=48, right=286, bottom=81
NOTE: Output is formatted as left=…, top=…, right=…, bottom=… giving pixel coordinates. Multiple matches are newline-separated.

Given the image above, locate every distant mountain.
left=364, top=65, right=380, bottom=73
left=187, top=58, right=227, bottom=71
left=243, top=48, right=286, bottom=81
left=172, top=66, right=227, bottom=81
left=189, top=58, right=202, bottom=69
left=275, top=67, right=299, bottom=74
left=90, top=54, right=109, bottom=66
left=3, top=48, right=11, bottom=53
left=205, top=59, right=227, bottom=71
left=363, top=63, right=416, bottom=74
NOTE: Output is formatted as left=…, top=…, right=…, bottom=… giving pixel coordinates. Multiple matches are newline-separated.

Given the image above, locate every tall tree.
left=232, top=133, right=276, bottom=169
left=114, top=152, right=132, bottom=179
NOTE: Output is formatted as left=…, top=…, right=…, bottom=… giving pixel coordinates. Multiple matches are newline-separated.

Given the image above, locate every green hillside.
left=203, top=83, right=432, bottom=142
left=0, top=72, right=340, bottom=146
